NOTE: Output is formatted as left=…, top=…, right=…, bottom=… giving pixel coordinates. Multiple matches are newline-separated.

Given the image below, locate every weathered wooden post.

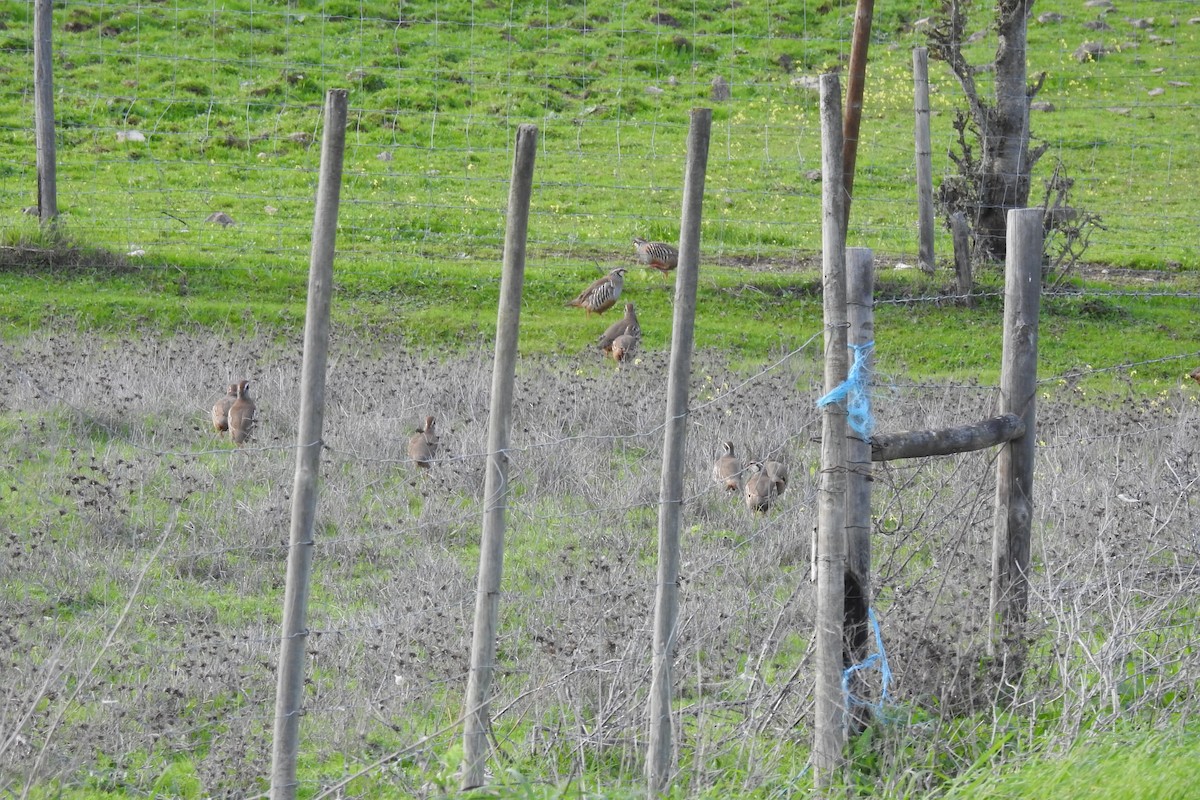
left=814, top=72, right=848, bottom=788
left=270, top=88, right=348, bottom=800
left=844, top=247, right=874, bottom=733
left=871, top=415, right=1025, bottom=461
left=33, top=0, right=58, bottom=222
left=647, top=107, right=711, bottom=798
left=841, top=0, right=875, bottom=227
left=461, top=124, right=538, bottom=791
left=951, top=212, right=974, bottom=302
left=913, top=48, right=934, bottom=272
left=989, top=208, right=1042, bottom=660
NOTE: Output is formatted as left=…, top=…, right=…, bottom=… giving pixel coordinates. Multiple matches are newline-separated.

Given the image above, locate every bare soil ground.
left=1, top=331, right=1197, bottom=796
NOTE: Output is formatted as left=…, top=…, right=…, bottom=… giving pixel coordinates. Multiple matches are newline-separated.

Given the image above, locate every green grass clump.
left=944, top=728, right=1200, bottom=800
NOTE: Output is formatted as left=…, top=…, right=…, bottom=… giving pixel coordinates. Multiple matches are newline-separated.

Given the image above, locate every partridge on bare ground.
left=408, top=415, right=439, bottom=468
left=566, top=267, right=626, bottom=317
left=211, top=383, right=237, bottom=434
left=228, top=380, right=256, bottom=446
left=765, top=459, right=789, bottom=497
left=598, top=302, right=641, bottom=354
left=633, top=236, right=679, bottom=279
left=610, top=334, right=638, bottom=363
left=712, top=441, right=743, bottom=492
left=743, top=461, right=776, bottom=513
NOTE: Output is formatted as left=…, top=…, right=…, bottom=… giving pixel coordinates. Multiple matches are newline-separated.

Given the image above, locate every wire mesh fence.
left=3, top=0, right=1200, bottom=795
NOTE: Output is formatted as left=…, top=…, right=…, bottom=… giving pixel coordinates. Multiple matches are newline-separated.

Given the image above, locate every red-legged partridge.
left=211, top=383, right=237, bottom=434
left=743, top=461, right=776, bottom=513
left=712, top=441, right=743, bottom=492
left=610, top=334, right=638, bottom=363
left=765, top=459, right=788, bottom=497
left=633, top=236, right=679, bottom=279
left=598, top=302, right=641, bottom=354
left=408, top=415, right=439, bottom=468
left=228, top=380, right=256, bottom=446
left=567, top=267, right=627, bottom=317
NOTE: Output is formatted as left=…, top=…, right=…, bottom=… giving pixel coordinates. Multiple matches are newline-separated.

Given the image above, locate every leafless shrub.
left=1040, top=159, right=1107, bottom=288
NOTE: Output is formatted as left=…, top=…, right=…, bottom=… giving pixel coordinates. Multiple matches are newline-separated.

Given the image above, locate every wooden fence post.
left=33, top=0, right=58, bottom=223
left=844, top=247, right=874, bottom=733
left=814, top=72, right=848, bottom=789
left=951, top=212, right=974, bottom=302
left=841, top=0, right=875, bottom=228
left=269, top=88, right=348, bottom=800
left=460, top=123, right=538, bottom=791
left=647, top=107, right=711, bottom=798
left=989, top=208, right=1042, bottom=660
left=913, top=48, right=934, bottom=272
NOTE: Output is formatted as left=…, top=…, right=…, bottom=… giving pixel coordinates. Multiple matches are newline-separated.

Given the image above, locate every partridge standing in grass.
left=408, top=415, right=439, bottom=469
left=610, top=333, right=638, bottom=363
left=228, top=380, right=256, bottom=446
left=598, top=302, right=641, bottom=355
left=743, top=461, right=776, bottom=513
left=633, top=236, right=679, bottom=279
left=1189, top=366, right=1200, bottom=385
left=712, top=441, right=743, bottom=492
left=765, top=459, right=789, bottom=498
left=211, top=383, right=238, bottom=435
left=567, top=267, right=626, bottom=317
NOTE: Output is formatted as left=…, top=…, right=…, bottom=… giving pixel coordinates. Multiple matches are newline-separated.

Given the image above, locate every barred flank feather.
left=633, top=236, right=679, bottom=275
left=567, top=267, right=626, bottom=316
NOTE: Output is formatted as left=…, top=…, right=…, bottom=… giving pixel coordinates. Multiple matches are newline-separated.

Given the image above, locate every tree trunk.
left=928, top=0, right=1047, bottom=262
left=976, top=0, right=1034, bottom=260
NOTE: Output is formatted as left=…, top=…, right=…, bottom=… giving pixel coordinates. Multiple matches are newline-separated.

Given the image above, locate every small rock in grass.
left=711, top=76, right=731, bottom=101
left=1073, top=41, right=1108, bottom=61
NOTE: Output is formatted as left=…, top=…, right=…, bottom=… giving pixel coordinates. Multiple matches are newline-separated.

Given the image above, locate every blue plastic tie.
left=816, top=341, right=875, bottom=438
left=841, top=607, right=892, bottom=717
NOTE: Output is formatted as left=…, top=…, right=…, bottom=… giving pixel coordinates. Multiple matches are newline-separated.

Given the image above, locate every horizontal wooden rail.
left=870, top=413, right=1024, bottom=462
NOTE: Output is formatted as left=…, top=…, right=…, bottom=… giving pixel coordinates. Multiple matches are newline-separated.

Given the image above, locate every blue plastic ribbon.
left=816, top=341, right=875, bottom=439
left=841, top=607, right=892, bottom=717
